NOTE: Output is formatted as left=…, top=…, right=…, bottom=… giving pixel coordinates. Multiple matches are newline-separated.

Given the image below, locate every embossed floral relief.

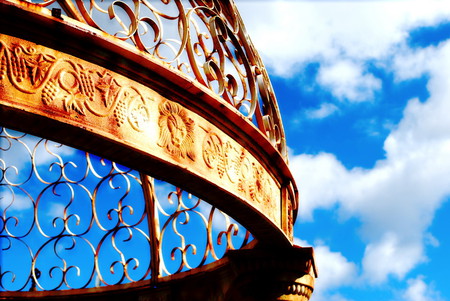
left=202, top=131, right=247, bottom=184
left=41, top=67, right=96, bottom=116
left=0, top=41, right=57, bottom=93
left=203, top=132, right=226, bottom=177
left=40, top=63, right=151, bottom=127
left=1, top=36, right=281, bottom=224
left=1, top=39, right=150, bottom=131
left=158, top=100, right=195, bottom=161
left=249, top=163, right=274, bottom=205
left=202, top=129, right=277, bottom=211
left=113, top=87, right=150, bottom=131
left=225, top=144, right=246, bottom=184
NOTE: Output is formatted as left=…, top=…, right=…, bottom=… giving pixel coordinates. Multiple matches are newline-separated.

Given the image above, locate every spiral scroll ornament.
left=0, top=127, right=251, bottom=291
left=12, top=0, right=286, bottom=156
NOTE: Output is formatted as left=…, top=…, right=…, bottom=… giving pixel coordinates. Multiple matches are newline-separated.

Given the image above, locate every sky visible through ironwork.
left=1, top=1, right=449, bottom=299
left=0, top=128, right=250, bottom=290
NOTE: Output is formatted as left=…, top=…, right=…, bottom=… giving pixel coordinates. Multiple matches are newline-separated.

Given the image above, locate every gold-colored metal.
left=2, top=0, right=286, bottom=157
left=0, top=0, right=315, bottom=299
left=0, top=127, right=252, bottom=292
left=0, top=34, right=284, bottom=235
left=0, top=127, right=151, bottom=291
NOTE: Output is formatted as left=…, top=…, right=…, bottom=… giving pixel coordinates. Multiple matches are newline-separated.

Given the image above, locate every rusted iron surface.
left=1, top=247, right=316, bottom=300
left=0, top=0, right=312, bottom=299
left=0, top=34, right=285, bottom=232
left=1, top=0, right=287, bottom=158
left=0, top=127, right=252, bottom=291
left=0, top=0, right=298, bottom=231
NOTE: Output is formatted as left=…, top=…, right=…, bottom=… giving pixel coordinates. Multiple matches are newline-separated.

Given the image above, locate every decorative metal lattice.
left=13, top=0, right=285, bottom=156
left=0, top=127, right=251, bottom=291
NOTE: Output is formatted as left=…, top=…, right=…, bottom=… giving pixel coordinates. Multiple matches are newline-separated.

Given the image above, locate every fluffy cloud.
left=238, top=0, right=450, bottom=292
left=289, top=38, right=450, bottom=283
left=362, top=234, right=425, bottom=283
left=237, top=0, right=450, bottom=105
left=238, top=1, right=450, bottom=74
left=392, top=46, right=436, bottom=81
left=317, top=60, right=381, bottom=102
left=295, top=239, right=357, bottom=301
left=305, top=103, right=339, bottom=119
left=292, top=152, right=349, bottom=220
left=314, top=243, right=357, bottom=290
left=402, top=276, right=443, bottom=301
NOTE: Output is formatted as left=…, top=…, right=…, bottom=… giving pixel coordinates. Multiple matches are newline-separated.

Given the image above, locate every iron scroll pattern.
left=11, top=0, right=286, bottom=157
left=0, top=37, right=282, bottom=226
left=0, top=127, right=251, bottom=291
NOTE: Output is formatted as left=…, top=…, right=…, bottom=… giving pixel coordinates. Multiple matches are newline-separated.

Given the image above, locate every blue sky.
left=236, top=1, right=450, bottom=301
left=0, top=132, right=251, bottom=290
left=1, top=0, right=449, bottom=297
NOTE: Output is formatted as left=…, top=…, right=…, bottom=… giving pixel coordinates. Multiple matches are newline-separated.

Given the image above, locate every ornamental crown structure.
left=0, top=0, right=316, bottom=300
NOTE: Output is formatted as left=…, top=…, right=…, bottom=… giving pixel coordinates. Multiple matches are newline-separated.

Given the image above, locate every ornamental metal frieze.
left=0, top=0, right=287, bottom=156
left=201, top=128, right=279, bottom=222
left=158, top=101, right=195, bottom=161
left=0, top=127, right=252, bottom=291
left=0, top=34, right=280, bottom=226
left=0, top=1, right=313, bottom=299
left=1, top=40, right=151, bottom=130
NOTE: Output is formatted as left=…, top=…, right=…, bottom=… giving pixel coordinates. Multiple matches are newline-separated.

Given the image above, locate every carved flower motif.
left=250, top=163, right=273, bottom=204
left=203, top=132, right=226, bottom=177
left=158, top=101, right=195, bottom=160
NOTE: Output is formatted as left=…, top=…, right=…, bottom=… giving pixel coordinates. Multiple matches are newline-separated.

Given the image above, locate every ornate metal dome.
left=0, top=0, right=316, bottom=299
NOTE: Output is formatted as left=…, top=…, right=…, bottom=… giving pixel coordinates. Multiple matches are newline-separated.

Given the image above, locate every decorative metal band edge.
left=0, top=34, right=293, bottom=243
left=0, top=0, right=297, bottom=208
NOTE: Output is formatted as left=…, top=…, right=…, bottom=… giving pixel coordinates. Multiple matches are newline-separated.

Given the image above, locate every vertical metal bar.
left=140, top=174, right=161, bottom=285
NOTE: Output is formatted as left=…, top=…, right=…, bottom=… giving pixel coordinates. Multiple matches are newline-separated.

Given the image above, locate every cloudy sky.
left=236, top=1, right=450, bottom=300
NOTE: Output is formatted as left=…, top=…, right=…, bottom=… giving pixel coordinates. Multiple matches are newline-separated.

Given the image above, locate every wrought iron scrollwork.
left=0, top=127, right=251, bottom=291
left=156, top=184, right=251, bottom=275
left=15, top=0, right=286, bottom=156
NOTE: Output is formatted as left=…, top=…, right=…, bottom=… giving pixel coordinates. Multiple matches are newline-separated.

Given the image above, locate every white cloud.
left=314, top=243, right=358, bottom=290
left=424, top=233, right=439, bottom=248
left=393, top=46, right=435, bottom=81
left=292, top=152, right=350, bottom=221
left=362, top=233, right=425, bottom=283
left=238, top=1, right=450, bottom=76
left=47, top=202, right=66, bottom=217
left=294, top=239, right=357, bottom=301
left=0, top=187, right=33, bottom=212
left=290, top=39, right=450, bottom=283
left=237, top=0, right=450, bottom=107
left=402, top=276, right=443, bottom=301
left=305, top=103, right=339, bottom=119
left=317, top=61, right=381, bottom=102
left=236, top=0, right=450, bottom=292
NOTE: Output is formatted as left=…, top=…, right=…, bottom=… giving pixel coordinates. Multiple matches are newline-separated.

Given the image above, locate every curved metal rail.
left=0, top=127, right=252, bottom=292
left=0, top=0, right=306, bottom=299
left=17, top=0, right=287, bottom=157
